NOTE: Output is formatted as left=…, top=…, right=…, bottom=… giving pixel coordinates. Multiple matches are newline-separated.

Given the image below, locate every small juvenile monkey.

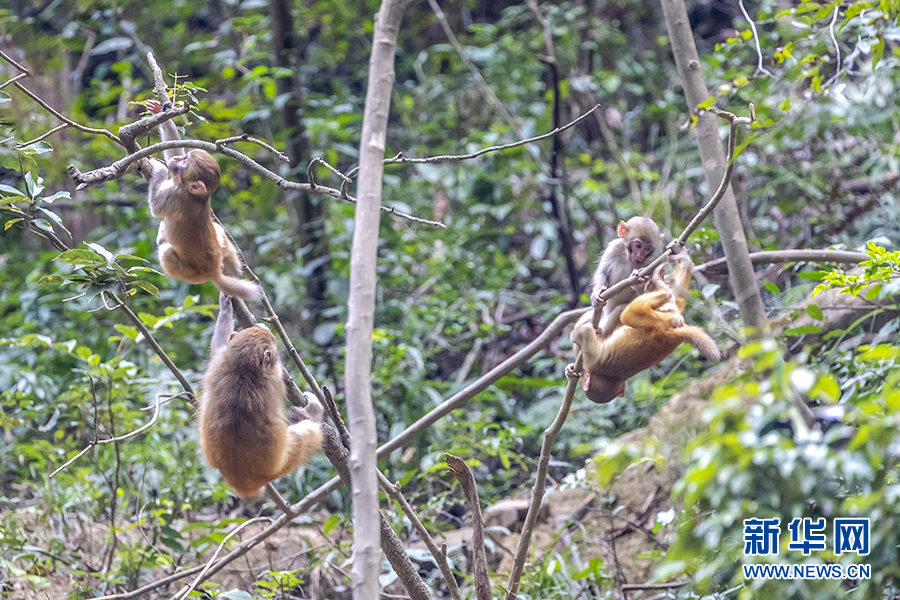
left=570, top=252, right=720, bottom=404
left=199, top=292, right=323, bottom=498
left=590, top=216, right=662, bottom=336
left=145, top=100, right=260, bottom=300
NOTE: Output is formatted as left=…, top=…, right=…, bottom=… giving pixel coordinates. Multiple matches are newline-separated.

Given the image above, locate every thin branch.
left=738, top=0, right=774, bottom=77
left=0, top=50, right=30, bottom=74
left=104, top=291, right=196, bottom=397
left=381, top=473, right=463, bottom=600
left=427, top=0, right=519, bottom=132
left=505, top=353, right=582, bottom=599
left=49, top=393, right=171, bottom=477
left=172, top=517, right=272, bottom=600
left=216, top=134, right=290, bottom=162
left=824, top=5, right=842, bottom=87
left=347, top=104, right=600, bottom=179
left=9, top=80, right=121, bottom=145
left=16, top=124, right=69, bottom=149
left=697, top=249, right=869, bottom=274
left=0, top=72, right=28, bottom=91
left=445, top=455, right=491, bottom=600
left=67, top=138, right=445, bottom=228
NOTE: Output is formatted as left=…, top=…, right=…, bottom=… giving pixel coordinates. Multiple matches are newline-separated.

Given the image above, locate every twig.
left=381, top=473, right=463, bottom=600
left=172, top=517, right=272, bottom=600
left=104, top=291, right=196, bottom=397
left=427, top=0, right=519, bottom=132
left=738, top=0, right=774, bottom=77
left=697, top=249, right=869, bottom=274
left=445, top=455, right=491, bottom=600
left=504, top=353, right=582, bottom=599
left=0, top=49, right=30, bottom=74
left=49, top=393, right=171, bottom=477
left=346, top=104, right=600, bottom=179
left=0, top=72, right=28, bottom=91
left=216, top=133, right=290, bottom=162
left=146, top=51, right=172, bottom=110
left=16, top=124, right=69, bottom=149
left=67, top=139, right=446, bottom=228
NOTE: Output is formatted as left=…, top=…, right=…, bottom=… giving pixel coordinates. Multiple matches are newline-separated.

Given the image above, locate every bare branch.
left=445, top=455, right=490, bottom=600
left=698, top=249, right=869, bottom=275
left=49, top=393, right=172, bottom=477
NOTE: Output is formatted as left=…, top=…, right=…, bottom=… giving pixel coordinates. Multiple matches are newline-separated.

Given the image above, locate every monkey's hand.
left=565, top=363, right=583, bottom=381
left=590, top=287, right=607, bottom=308
left=146, top=100, right=162, bottom=114
left=218, top=292, right=233, bottom=320
left=631, top=268, right=651, bottom=285
left=290, top=393, right=324, bottom=424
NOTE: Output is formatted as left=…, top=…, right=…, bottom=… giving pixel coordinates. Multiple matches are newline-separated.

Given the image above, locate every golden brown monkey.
left=590, top=216, right=662, bottom=336
left=570, top=252, right=720, bottom=404
left=199, top=292, right=323, bottom=498
left=145, top=100, right=260, bottom=300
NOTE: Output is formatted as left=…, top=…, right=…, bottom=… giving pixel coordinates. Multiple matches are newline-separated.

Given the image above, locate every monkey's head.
left=168, top=149, right=221, bottom=199
left=583, top=372, right=625, bottom=404
left=618, top=216, right=661, bottom=267
left=226, top=326, right=279, bottom=375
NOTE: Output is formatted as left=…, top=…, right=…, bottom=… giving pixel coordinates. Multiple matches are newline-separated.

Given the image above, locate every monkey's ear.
left=263, top=348, right=272, bottom=367
left=617, top=220, right=629, bottom=237
left=229, top=332, right=237, bottom=340
left=188, top=180, right=208, bottom=197
left=582, top=373, right=591, bottom=392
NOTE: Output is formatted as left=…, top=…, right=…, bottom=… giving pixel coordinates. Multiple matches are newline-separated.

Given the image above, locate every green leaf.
left=131, top=281, right=160, bottom=296
left=322, top=514, right=341, bottom=535
left=86, top=242, right=115, bottom=263
left=4, top=218, right=23, bottom=230
left=797, top=270, right=829, bottom=280
left=113, top=324, right=139, bottom=341
left=873, top=37, right=885, bottom=71
left=785, top=325, right=822, bottom=335
left=764, top=282, right=780, bottom=294
left=55, top=249, right=104, bottom=265
left=805, top=304, right=824, bottom=321
left=0, top=184, right=23, bottom=196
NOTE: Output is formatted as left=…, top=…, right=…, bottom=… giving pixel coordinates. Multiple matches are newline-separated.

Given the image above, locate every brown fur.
left=200, top=324, right=322, bottom=498
left=590, top=216, right=662, bottom=337
left=572, top=253, right=720, bottom=404
left=146, top=101, right=261, bottom=300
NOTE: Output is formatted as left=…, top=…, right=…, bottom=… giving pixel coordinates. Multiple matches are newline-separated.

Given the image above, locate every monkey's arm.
left=146, top=100, right=185, bottom=162
left=210, top=292, right=235, bottom=359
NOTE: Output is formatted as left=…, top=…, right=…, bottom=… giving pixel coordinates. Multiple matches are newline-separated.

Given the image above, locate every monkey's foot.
left=631, top=268, right=651, bottom=284
left=565, top=363, right=583, bottom=380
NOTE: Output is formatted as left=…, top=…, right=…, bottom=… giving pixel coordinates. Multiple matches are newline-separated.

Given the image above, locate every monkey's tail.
left=212, top=274, right=263, bottom=301
left=678, top=326, right=721, bottom=361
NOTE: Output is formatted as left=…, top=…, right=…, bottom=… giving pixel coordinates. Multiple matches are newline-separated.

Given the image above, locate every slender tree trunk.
left=347, top=0, right=411, bottom=596
left=660, top=0, right=769, bottom=335
left=269, top=0, right=330, bottom=328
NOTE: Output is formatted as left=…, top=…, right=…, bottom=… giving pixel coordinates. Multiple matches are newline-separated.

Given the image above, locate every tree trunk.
left=347, top=0, right=412, bottom=596
left=660, top=0, right=769, bottom=335
left=269, top=0, right=330, bottom=328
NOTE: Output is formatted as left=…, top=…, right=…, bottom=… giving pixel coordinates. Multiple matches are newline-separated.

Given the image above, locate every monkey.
left=569, top=251, right=720, bottom=404
left=144, top=100, right=260, bottom=301
left=199, top=292, right=323, bottom=499
left=590, top=216, right=662, bottom=337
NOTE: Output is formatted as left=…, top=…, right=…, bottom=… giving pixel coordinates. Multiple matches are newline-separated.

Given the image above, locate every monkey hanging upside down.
left=569, top=252, right=720, bottom=404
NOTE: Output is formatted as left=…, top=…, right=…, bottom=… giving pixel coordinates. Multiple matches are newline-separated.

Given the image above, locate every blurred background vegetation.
left=1, top=0, right=899, bottom=597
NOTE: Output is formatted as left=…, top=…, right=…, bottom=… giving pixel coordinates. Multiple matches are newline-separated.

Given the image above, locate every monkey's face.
left=628, top=237, right=655, bottom=266
left=169, top=150, right=221, bottom=198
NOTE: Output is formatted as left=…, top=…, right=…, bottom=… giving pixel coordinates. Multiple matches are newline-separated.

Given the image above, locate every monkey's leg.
left=271, top=421, right=324, bottom=479
left=620, top=290, right=674, bottom=330
left=215, top=224, right=243, bottom=277
left=597, top=303, right=627, bottom=337
left=159, top=244, right=207, bottom=284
